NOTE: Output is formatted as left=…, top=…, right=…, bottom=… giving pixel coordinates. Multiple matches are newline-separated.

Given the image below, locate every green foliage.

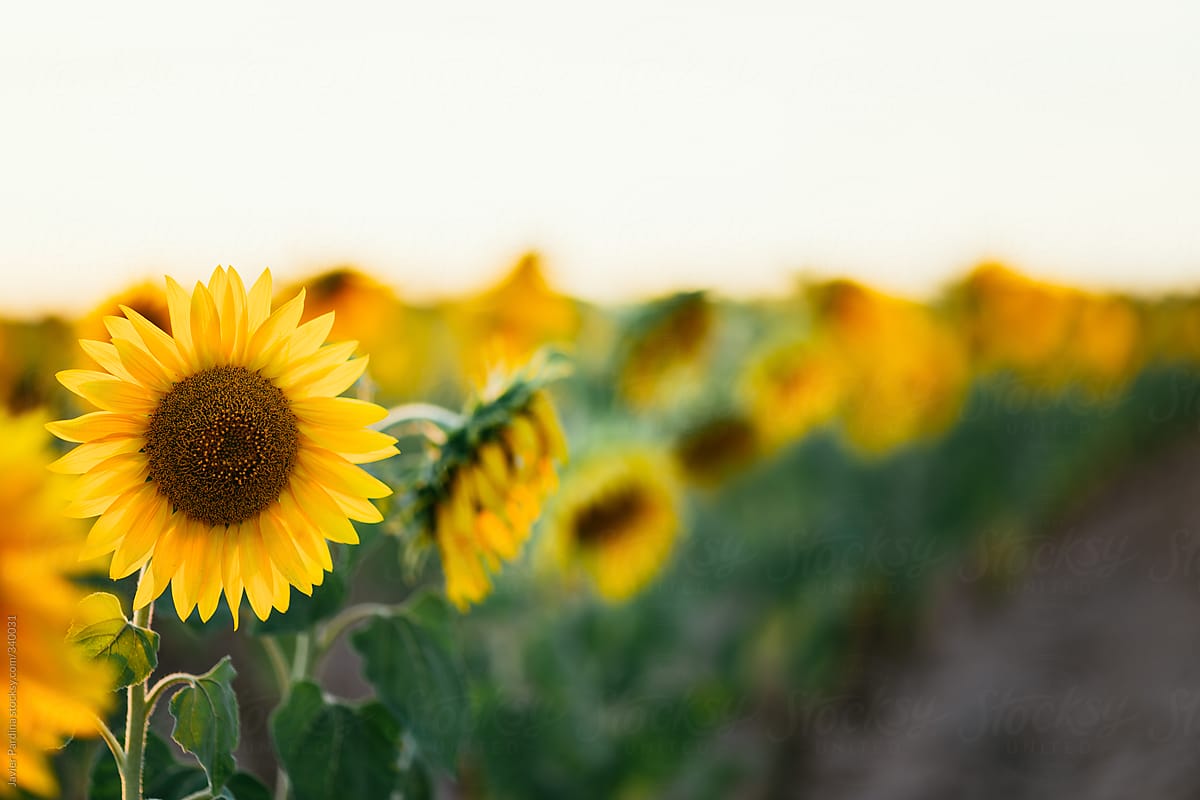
left=168, top=656, right=240, bottom=793
left=66, top=592, right=159, bottom=689
left=350, top=595, right=468, bottom=770
left=271, top=681, right=401, bottom=800
left=90, top=730, right=206, bottom=800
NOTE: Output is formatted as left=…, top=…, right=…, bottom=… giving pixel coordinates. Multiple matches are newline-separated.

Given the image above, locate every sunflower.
left=672, top=413, right=760, bottom=488
left=740, top=337, right=844, bottom=452
left=451, top=252, right=580, bottom=385
left=0, top=411, right=114, bottom=797
left=812, top=280, right=969, bottom=455
left=47, top=267, right=397, bottom=628
left=548, top=448, right=681, bottom=602
left=415, top=382, right=568, bottom=610
left=617, top=291, right=713, bottom=409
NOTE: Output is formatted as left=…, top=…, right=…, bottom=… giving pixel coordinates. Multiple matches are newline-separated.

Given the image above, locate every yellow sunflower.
left=739, top=337, right=844, bottom=452
left=47, top=267, right=398, bottom=629
left=548, top=448, right=682, bottom=602
left=418, top=386, right=568, bottom=610
left=0, top=411, right=114, bottom=797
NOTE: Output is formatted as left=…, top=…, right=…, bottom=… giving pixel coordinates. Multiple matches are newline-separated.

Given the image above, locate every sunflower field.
left=5, top=256, right=1200, bottom=799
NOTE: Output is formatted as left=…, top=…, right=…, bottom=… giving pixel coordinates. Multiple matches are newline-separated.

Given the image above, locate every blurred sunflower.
left=957, top=263, right=1081, bottom=383
left=812, top=280, right=969, bottom=455
left=740, top=337, right=844, bottom=452
left=1065, top=294, right=1143, bottom=393
left=672, top=413, right=760, bottom=488
left=1144, top=294, right=1200, bottom=365
left=1, top=411, right=114, bottom=797
left=548, top=447, right=682, bottom=602
left=283, top=267, right=428, bottom=400
left=76, top=279, right=172, bottom=343
left=47, top=267, right=397, bottom=628
left=617, top=291, right=713, bottom=409
left=414, top=376, right=568, bottom=610
left=452, top=252, right=580, bottom=385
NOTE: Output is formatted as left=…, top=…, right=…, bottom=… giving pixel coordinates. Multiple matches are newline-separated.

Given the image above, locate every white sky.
left=3, top=1, right=1199, bottom=315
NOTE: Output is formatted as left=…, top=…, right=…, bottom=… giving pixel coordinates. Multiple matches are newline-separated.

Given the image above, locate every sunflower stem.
left=313, top=602, right=390, bottom=666
left=122, top=595, right=153, bottom=800
left=291, top=632, right=311, bottom=682
left=260, top=637, right=291, bottom=695
left=145, top=672, right=196, bottom=718
left=93, top=713, right=125, bottom=772
left=375, top=403, right=465, bottom=434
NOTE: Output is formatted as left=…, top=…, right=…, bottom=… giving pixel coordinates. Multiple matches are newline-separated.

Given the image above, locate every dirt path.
left=799, top=438, right=1200, bottom=799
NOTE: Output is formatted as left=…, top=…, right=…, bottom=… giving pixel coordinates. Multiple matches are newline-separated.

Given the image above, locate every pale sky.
left=3, top=1, right=1199, bottom=316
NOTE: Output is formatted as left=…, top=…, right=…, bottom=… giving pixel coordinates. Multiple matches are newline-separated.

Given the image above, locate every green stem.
left=122, top=597, right=153, bottom=800
left=93, top=714, right=125, bottom=772
left=178, top=790, right=213, bottom=800
left=291, top=633, right=311, bottom=682
left=144, top=672, right=195, bottom=718
left=260, top=637, right=291, bottom=694
left=375, top=403, right=464, bottom=438
left=313, top=602, right=389, bottom=666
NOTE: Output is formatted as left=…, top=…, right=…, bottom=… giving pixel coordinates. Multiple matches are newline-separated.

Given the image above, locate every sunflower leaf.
left=270, top=681, right=400, bottom=800
left=168, top=656, right=240, bottom=793
left=350, top=600, right=468, bottom=770
left=66, top=591, right=159, bottom=689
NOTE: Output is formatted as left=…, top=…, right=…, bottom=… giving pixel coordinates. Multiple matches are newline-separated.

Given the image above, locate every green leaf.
left=271, top=681, right=400, bottom=800
left=168, top=656, right=240, bottom=793
left=350, top=600, right=468, bottom=770
left=66, top=592, right=159, bottom=688
left=219, top=772, right=272, bottom=800
left=249, top=567, right=346, bottom=635
left=90, top=730, right=207, bottom=800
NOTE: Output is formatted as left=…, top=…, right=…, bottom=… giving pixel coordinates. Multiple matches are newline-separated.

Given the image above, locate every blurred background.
left=8, top=2, right=1200, bottom=798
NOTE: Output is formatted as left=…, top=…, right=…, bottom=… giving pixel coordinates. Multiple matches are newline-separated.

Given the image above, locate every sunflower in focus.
left=47, top=267, right=397, bottom=628
left=0, top=411, right=114, bottom=797
left=548, top=447, right=682, bottom=602
left=414, top=378, right=568, bottom=609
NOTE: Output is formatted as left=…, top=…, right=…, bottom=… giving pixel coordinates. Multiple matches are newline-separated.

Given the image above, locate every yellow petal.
left=109, top=494, right=170, bottom=579
left=133, top=559, right=169, bottom=610
left=75, top=378, right=157, bottom=413
left=113, top=337, right=172, bottom=392
left=298, top=424, right=397, bottom=458
left=240, top=520, right=275, bottom=622
left=196, top=533, right=226, bottom=623
left=283, top=480, right=358, bottom=545
left=189, top=281, right=222, bottom=368
left=49, top=436, right=145, bottom=474
left=290, top=396, right=388, bottom=428
left=79, top=483, right=156, bottom=561
left=291, top=356, right=369, bottom=399
left=57, top=369, right=116, bottom=395
left=286, top=311, right=336, bottom=363
left=274, top=340, right=359, bottom=389
left=276, top=503, right=332, bottom=577
left=297, top=447, right=391, bottom=499
left=78, top=339, right=136, bottom=382
left=260, top=506, right=314, bottom=593
left=165, top=275, right=198, bottom=368
left=324, top=485, right=384, bottom=523
left=222, top=526, right=245, bottom=631
left=246, top=269, right=274, bottom=335
left=46, top=412, right=146, bottom=443
left=121, top=305, right=187, bottom=376
left=247, top=290, right=306, bottom=374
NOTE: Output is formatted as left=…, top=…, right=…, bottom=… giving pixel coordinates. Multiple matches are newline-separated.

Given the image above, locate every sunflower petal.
left=297, top=447, right=391, bottom=499
left=49, top=437, right=144, bottom=474
left=46, top=412, right=145, bottom=444
left=290, top=396, right=388, bottom=428
left=260, top=506, right=314, bottom=593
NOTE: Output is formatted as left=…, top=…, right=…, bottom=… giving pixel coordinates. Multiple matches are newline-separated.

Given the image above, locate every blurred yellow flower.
left=957, top=263, right=1080, bottom=382
left=0, top=318, right=76, bottom=415
left=1065, top=294, right=1143, bottom=393
left=47, top=267, right=397, bottom=628
left=451, top=252, right=580, bottom=385
left=740, top=338, right=844, bottom=452
left=617, top=291, right=713, bottom=410
left=673, top=413, right=760, bottom=488
left=548, top=447, right=682, bottom=602
left=283, top=267, right=427, bottom=399
left=1, top=411, right=114, bottom=797
left=812, top=280, right=969, bottom=455
left=419, top=385, right=568, bottom=609
left=1143, top=295, right=1200, bottom=365
left=76, top=279, right=172, bottom=344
